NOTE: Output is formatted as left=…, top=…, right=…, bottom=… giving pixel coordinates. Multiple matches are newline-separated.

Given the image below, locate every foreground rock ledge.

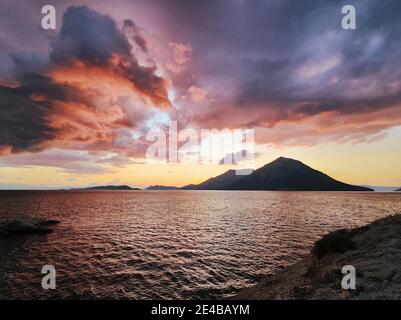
left=232, top=214, right=401, bottom=300
left=0, top=217, right=60, bottom=236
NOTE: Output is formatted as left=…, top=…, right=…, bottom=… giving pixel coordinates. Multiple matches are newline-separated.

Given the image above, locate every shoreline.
left=231, top=214, right=401, bottom=300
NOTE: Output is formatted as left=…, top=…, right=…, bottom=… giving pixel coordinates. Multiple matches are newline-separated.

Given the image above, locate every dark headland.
left=232, top=214, right=401, bottom=299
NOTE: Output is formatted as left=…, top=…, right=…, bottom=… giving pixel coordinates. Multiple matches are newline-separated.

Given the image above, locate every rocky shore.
left=0, top=217, right=60, bottom=236
left=232, top=214, right=401, bottom=299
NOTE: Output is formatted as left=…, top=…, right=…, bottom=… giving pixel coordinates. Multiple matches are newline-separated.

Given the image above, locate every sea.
left=0, top=190, right=400, bottom=299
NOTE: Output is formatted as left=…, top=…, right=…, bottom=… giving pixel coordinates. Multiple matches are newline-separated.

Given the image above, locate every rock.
left=0, top=217, right=60, bottom=236
left=231, top=214, right=401, bottom=300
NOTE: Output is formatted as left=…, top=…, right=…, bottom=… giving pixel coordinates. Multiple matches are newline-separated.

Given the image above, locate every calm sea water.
left=0, top=190, right=400, bottom=299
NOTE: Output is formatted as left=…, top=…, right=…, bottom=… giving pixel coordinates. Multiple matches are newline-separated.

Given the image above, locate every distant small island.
left=83, top=185, right=141, bottom=190
left=146, top=185, right=179, bottom=190
left=396, top=188, right=401, bottom=192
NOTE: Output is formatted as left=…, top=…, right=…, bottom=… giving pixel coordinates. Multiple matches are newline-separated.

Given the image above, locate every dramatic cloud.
left=0, top=83, right=54, bottom=154
left=50, top=6, right=170, bottom=105
left=1, top=0, right=401, bottom=174
left=0, top=5, right=170, bottom=156
left=156, top=0, right=401, bottom=145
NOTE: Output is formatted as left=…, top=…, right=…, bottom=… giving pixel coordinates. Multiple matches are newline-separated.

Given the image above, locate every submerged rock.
left=0, top=217, right=60, bottom=236
left=232, top=214, right=401, bottom=300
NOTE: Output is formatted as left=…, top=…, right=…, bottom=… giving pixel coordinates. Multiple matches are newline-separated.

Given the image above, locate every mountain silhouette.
left=184, top=157, right=373, bottom=191
left=180, top=184, right=197, bottom=190
left=185, top=169, right=246, bottom=190
left=396, top=188, right=401, bottom=192
left=85, top=185, right=140, bottom=190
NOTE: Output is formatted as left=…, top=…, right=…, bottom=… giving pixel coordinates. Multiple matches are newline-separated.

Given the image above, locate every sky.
left=0, top=0, right=400, bottom=189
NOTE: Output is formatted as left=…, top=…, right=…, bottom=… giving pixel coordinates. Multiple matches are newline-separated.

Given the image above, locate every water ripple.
left=0, top=190, right=400, bottom=299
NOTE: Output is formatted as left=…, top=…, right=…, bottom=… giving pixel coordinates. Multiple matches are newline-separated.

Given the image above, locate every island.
left=84, top=185, right=141, bottom=190
left=64, top=158, right=373, bottom=192
left=184, top=157, right=373, bottom=191
left=146, top=185, right=179, bottom=190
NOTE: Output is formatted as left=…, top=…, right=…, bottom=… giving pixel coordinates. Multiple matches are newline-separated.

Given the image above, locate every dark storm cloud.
left=14, top=73, right=89, bottom=104
left=0, top=86, right=53, bottom=153
left=49, top=6, right=169, bottom=105
left=10, top=52, right=48, bottom=76
left=50, top=6, right=132, bottom=64
left=0, top=73, right=93, bottom=153
left=122, top=19, right=148, bottom=52
left=156, top=0, right=401, bottom=128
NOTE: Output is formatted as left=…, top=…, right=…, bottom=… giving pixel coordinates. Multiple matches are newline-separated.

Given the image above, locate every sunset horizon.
left=1, top=0, right=401, bottom=308
left=1, top=153, right=400, bottom=190
left=0, top=2, right=400, bottom=190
